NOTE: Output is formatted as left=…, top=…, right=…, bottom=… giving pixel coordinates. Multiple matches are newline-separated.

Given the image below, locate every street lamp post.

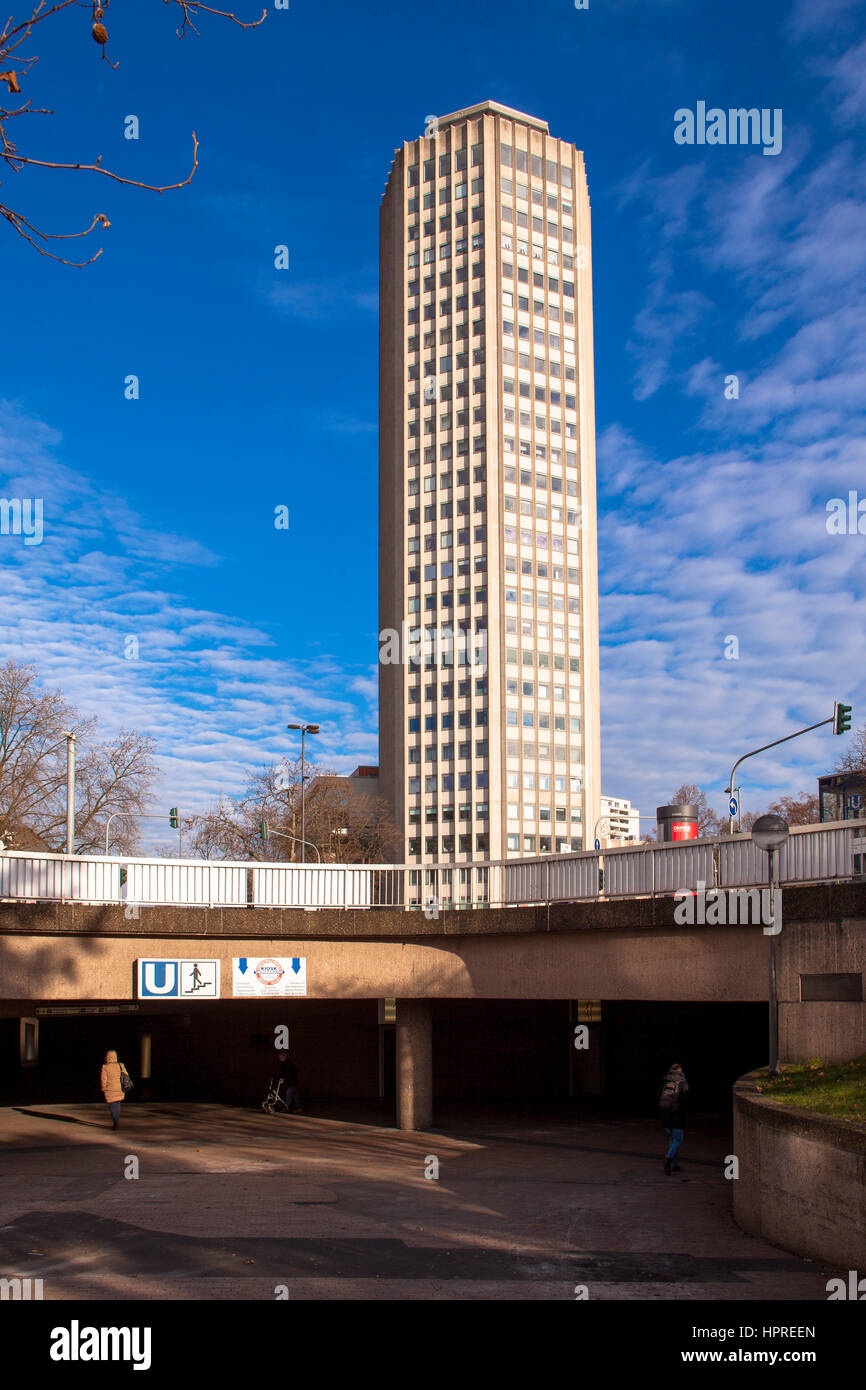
left=65, top=732, right=75, bottom=855
left=752, top=813, right=790, bottom=1076
left=287, top=722, right=320, bottom=863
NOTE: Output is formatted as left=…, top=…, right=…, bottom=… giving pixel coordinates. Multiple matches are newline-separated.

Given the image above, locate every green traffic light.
left=834, top=703, right=853, bottom=735
left=169, top=807, right=179, bottom=829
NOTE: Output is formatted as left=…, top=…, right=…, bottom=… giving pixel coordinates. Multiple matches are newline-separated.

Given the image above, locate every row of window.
left=407, top=561, right=486, bottom=584
left=503, top=329, right=577, bottom=363
left=408, top=836, right=489, bottom=855
left=407, top=591, right=487, bottom=611
left=508, top=774, right=581, bottom=792
left=408, top=351, right=484, bottom=378
left=408, top=593, right=581, bottom=619
left=409, top=293, right=486, bottom=322
left=505, top=712, right=581, bottom=731
left=502, top=530, right=574, bottom=551
left=506, top=467, right=578, bottom=493
left=407, top=743, right=490, bottom=762
left=502, top=301, right=575, bottom=328
left=409, top=804, right=488, bottom=822
left=502, top=386, right=578, bottom=427
left=408, top=217, right=484, bottom=243
left=408, top=527, right=488, bottom=552
left=414, top=467, right=575, bottom=494
left=507, top=681, right=572, bottom=701
left=406, top=835, right=584, bottom=857
left=500, top=178, right=573, bottom=216
left=409, top=740, right=580, bottom=766
left=407, top=326, right=474, bottom=353
left=406, top=466, right=487, bottom=487
left=410, top=677, right=485, bottom=696
left=506, top=594, right=580, bottom=615
left=508, top=806, right=580, bottom=822
left=408, top=773, right=488, bottom=792
left=509, top=837, right=583, bottom=854
left=408, top=498, right=486, bottom=523
left=506, top=740, right=583, bottom=762
left=501, top=206, right=574, bottom=243
left=502, top=240, right=576, bottom=271
left=505, top=745, right=583, bottom=764
left=502, top=262, right=570, bottom=297
left=506, top=653, right=581, bottom=672
left=410, top=712, right=487, bottom=731
left=503, top=452, right=578, bottom=473
left=500, top=145, right=574, bottom=187
left=504, top=499, right=581, bottom=524
left=504, top=561, right=580, bottom=583
left=406, top=175, right=484, bottom=207
left=407, top=149, right=481, bottom=185
left=410, top=209, right=481, bottom=239
left=407, top=421, right=484, bottom=442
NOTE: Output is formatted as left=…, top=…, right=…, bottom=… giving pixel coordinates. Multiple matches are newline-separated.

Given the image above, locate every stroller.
left=261, top=1076, right=289, bottom=1115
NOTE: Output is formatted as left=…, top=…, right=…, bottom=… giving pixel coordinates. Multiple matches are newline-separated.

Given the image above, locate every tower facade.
left=379, top=100, right=601, bottom=872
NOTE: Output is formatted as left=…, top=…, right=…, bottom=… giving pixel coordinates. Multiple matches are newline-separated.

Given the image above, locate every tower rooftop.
left=434, top=100, right=549, bottom=133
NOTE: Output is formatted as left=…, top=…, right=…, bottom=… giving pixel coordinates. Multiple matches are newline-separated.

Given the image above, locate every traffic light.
left=834, top=702, right=853, bottom=736
left=168, top=807, right=179, bottom=829
left=260, top=820, right=269, bottom=841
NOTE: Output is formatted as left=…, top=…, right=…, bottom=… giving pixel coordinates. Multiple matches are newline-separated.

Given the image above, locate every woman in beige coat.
left=100, top=1049, right=130, bottom=1130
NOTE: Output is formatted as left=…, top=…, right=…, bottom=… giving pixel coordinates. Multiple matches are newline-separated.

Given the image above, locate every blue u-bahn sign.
left=137, top=959, right=220, bottom=999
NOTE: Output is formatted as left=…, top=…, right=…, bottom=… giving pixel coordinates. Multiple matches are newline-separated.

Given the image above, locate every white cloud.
left=0, top=402, right=378, bottom=851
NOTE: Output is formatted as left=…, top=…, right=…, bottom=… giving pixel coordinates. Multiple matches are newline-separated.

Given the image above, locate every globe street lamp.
left=752, top=813, right=790, bottom=1075
left=287, top=723, right=320, bottom=863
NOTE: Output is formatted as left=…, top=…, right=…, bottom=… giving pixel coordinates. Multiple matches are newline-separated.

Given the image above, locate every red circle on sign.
left=255, top=959, right=284, bottom=985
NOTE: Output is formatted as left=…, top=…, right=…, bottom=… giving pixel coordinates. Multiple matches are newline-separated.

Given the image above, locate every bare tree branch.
left=0, top=660, right=158, bottom=853
left=0, top=0, right=263, bottom=262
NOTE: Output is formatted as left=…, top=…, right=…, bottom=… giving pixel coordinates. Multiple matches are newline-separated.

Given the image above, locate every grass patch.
left=755, top=1054, right=866, bottom=1123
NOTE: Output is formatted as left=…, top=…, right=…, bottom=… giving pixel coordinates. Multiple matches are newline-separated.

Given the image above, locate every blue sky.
left=0, top=0, right=864, bottom=847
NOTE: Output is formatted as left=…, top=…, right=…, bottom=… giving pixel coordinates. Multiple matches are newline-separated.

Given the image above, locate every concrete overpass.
left=1, top=883, right=863, bottom=1127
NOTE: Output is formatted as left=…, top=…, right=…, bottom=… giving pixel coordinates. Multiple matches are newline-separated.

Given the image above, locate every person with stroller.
left=277, top=1051, right=303, bottom=1113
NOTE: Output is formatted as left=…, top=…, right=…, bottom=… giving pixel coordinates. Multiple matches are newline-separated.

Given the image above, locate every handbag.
left=120, top=1065, right=134, bottom=1094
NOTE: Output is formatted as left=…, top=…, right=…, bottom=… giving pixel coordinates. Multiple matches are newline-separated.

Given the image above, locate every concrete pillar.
left=396, top=999, right=433, bottom=1130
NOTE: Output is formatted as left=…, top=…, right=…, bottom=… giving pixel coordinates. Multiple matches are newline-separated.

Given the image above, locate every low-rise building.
left=600, top=794, right=640, bottom=846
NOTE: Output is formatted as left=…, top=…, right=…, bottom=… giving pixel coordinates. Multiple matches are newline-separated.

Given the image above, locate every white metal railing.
left=0, top=820, right=862, bottom=910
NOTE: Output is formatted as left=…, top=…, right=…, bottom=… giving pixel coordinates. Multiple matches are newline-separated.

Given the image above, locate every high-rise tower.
left=379, top=100, right=601, bottom=873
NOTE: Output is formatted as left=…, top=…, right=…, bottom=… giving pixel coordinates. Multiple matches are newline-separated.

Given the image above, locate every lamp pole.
left=260, top=823, right=321, bottom=863
left=287, top=722, right=320, bottom=864
left=65, top=732, right=75, bottom=855
left=752, top=813, right=790, bottom=1076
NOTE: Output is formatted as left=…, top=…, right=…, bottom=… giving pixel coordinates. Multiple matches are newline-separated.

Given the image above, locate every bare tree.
left=766, top=791, right=820, bottom=826
left=186, top=759, right=400, bottom=864
left=304, top=778, right=401, bottom=864
left=0, top=659, right=157, bottom=851
left=1, top=0, right=265, bottom=265
left=834, top=722, right=866, bottom=777
left=667, top=783, right=724, bottom=836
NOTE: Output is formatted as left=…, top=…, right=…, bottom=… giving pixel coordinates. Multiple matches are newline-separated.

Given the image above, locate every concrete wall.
left=733, top=1072, right=866, bottom=1268
left=777, top=912, right=866, bottom=1063
left=0, top=927, right=770, bottom=1003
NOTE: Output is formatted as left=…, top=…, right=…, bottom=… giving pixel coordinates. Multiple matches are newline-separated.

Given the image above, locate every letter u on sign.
left=140, top=961, right=178, bottom=997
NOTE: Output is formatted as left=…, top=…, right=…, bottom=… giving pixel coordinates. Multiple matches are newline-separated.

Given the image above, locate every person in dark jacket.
left=277, top=1052, right=303, bottom=1113
left=657, top=1062, right=689, bottom=1174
